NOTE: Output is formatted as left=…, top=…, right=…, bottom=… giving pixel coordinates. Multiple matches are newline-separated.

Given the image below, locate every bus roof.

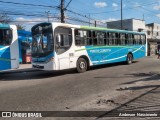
left=81, top=26, right=146, bottom=35
left=0, top=23, right=10, bottom=29
left=33, top=22, right=146, bottom=35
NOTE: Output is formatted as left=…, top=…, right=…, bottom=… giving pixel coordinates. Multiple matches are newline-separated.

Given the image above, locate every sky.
left=0, top=0, right=160, bottom=31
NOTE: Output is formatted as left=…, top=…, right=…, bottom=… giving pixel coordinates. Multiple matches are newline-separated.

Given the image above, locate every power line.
left=86, top=2, right=158, bottom=14
left=123, top=0, right=160, bottom=23
left=67, top=17, right=105, bottom=27
left=1, top=0, right=158, bottom=29
left=67, top=9, right=107, bottom=25
left=0, top=0, right=59, bottom=9
left=65, top=0, right=73, bottom=9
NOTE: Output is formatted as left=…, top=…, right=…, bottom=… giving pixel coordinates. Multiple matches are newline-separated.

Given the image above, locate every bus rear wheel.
left=127, top=54, right=133, bottom=64
left=76, top=58, right=88, bottom=73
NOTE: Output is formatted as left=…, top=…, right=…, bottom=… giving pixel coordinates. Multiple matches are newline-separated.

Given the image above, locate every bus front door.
left=58, top=53, right=70, bottom=70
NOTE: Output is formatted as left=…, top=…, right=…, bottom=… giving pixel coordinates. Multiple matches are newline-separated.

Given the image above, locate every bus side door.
left=55, top=27, right=73, bottom=70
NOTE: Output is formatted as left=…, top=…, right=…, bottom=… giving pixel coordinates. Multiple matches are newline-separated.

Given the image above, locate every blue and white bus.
left=0, top=24, right=19, bottom=71
left=18, top=30, right=32, bottom=63
left=31, top=22, right=147, bottom=72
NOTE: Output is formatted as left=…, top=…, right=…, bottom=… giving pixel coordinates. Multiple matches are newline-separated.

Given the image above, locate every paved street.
left=0, top=56, right=160, bottom=120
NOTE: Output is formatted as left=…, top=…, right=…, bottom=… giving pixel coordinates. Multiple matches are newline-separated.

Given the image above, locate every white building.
left=107, top=18, right=146, bottom=32
left=146, top=23, right=160, bottom=55
left=146, top=23, right=160, bottom=39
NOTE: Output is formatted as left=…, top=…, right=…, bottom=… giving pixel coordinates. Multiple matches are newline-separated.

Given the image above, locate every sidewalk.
left=0, top=64, right=35, bottom=74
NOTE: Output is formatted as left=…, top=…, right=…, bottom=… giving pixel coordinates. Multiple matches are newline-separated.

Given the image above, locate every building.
left=146, top=23, right=160, bottom=55
left=146, top=23, right=160, bottom=39
left=107, top=19, right=160, bottom=56
left=107, top=18, right=146, bottom=32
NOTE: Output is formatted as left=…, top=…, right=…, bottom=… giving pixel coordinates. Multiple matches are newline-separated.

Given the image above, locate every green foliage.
left=16, top=24, right=26, bottom=30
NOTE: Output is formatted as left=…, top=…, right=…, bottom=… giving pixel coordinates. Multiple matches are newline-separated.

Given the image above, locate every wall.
left=107, top=19, right=145, bottom=32
left=132, top=19, right=146, bottom=32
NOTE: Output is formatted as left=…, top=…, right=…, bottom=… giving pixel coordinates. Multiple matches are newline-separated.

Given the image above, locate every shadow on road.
left=0, top=61, right=138, bottom=81
left=0, top=69, right=77, bottom=81
left=97, top=86, right=160, bottom=118
left=89, top=61, right=138, bottom=71
left=95, top=70, right=160, bottom=119
left=122, top=72, right=160, bottom=85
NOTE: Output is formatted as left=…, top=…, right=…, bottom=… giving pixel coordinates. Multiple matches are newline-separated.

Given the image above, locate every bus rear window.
left=0, top=29, right=12, bottom=46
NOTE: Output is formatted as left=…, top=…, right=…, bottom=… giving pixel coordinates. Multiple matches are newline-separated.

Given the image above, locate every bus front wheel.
left=76, top=58, right=88, bottom=73
left=127, top=54, right=133, bottom=64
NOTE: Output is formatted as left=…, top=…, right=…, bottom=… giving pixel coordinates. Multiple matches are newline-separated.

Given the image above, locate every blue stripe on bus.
left=85, top=45, right=146, bottom=65
left=0, top=46, right=11, bottom=70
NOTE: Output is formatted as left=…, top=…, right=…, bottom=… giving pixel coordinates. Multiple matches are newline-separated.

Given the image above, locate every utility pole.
left=121, top=0, right=123, bottom=30
left=60, top=0, right=65, bottom=23
left=45, top=11, right=50, bottom=22
left=95, top=21, right=97, bottom=27
left=143, top=14, right=144, bottom=21
left=89, top=14, right=90, bottom=26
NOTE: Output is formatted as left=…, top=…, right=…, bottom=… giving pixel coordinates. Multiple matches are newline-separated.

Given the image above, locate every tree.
left=16, top=24, right=26, bottom=30
left=0, top=12, right=13, bottom=24
left=0, top=12, right=26, bottom=30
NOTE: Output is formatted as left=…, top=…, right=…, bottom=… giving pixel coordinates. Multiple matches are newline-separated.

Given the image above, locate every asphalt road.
left=0, top=56, right=160, bottom=120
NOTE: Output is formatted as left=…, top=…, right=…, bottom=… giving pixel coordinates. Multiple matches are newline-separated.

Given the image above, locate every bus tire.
left=127, top=54, right=133, bottom=64
left=76, top=58, right=88, bottom=73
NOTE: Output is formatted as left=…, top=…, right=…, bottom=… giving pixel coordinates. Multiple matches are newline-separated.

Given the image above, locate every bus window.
left=106, top=32, right=109, bottom=45
left=139, top=35, right=142, bottom=45
left=133, top=34, right=137, bottom=45
left=88, top=31, right=92, bottom=45
left=112, top=33, right=116, bottom=45
left=55, top=27, right=72, bottom=54
left=134, top=34, right=140, bottom=45
left=128, top=34, right=133, bottom=45
left=141, top=35, right=146, bottom=45
left=84, top=30, right=92, bottom=45
left=108, top=33, right=112, bottom=45
left=120, top=33, right=125, bottom=45
left=75, top=29, right=92, bottom=46
left=115, top=33, right=120, bottom=45
left=92, top=31, right=97, bottom=45
left=75, top=29, right=81, bottom=45
left=97, top=32, right=105, bottom=46
left=138, top=35, right=141, bottom=45
left=109, top=32, right=116, bottom=45
left=0, top=29, right=12, bottom=46
left=132, top=34, right=136, bottom=45
left=47, top=33, right=54, bottom=50
left=125, top=34, right=129, bottom=45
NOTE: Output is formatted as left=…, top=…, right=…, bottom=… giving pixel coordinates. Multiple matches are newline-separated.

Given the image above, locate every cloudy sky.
left=0, top=0, right=160, bottom=30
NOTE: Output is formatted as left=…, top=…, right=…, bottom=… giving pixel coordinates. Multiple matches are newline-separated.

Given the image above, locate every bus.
left=31, top=22, right=147, bottom=73
left=0, top=24, right=19, bottom=71
left=18, top=30, right=32, bottom=63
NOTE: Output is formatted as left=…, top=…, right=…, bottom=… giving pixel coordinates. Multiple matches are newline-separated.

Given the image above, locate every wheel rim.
left=128, top=55, right=132, bottom=63
left=79, top=61, right=86, bottom=70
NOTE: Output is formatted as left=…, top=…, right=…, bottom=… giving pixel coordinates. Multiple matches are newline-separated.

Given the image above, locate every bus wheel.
left=76, top=58, right=87, bottom=73
left=127, top=54, right=133, bottom=64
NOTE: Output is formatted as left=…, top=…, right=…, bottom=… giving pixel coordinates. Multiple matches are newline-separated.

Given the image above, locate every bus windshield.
left=31, top=23, right=54, bottom=57
left=0, top=29, right=12, bottom=46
